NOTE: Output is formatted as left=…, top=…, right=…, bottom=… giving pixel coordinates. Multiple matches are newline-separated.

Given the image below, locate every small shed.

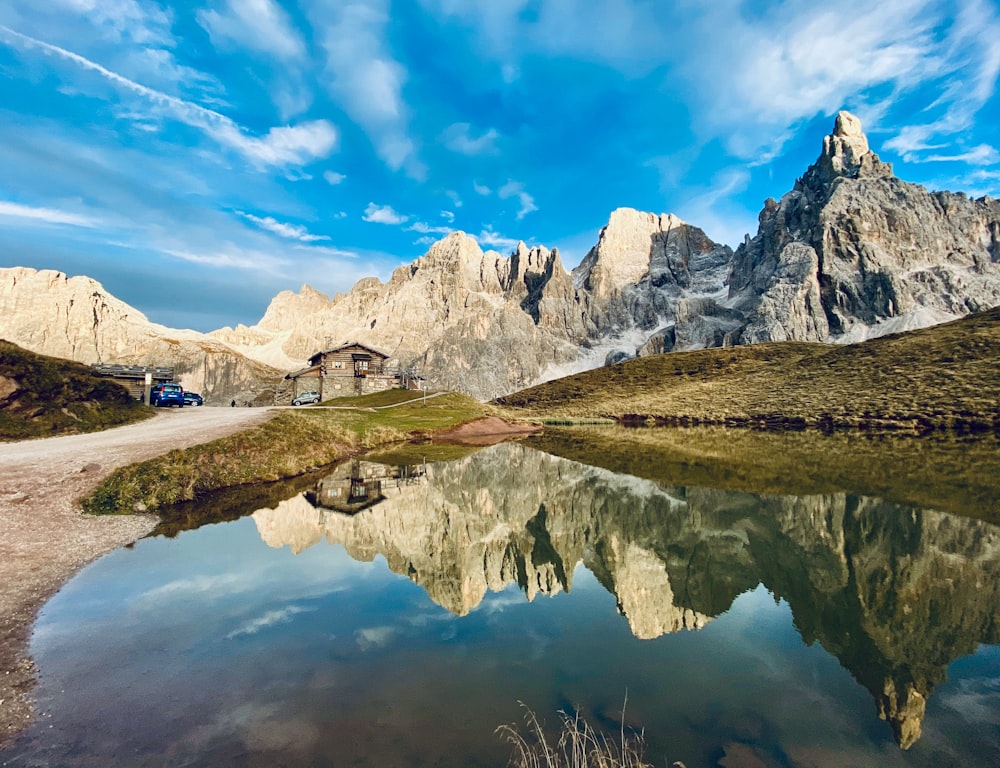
left=285, top=342, right=400, bottom=400
left=91, top=364, right=175, bottom=401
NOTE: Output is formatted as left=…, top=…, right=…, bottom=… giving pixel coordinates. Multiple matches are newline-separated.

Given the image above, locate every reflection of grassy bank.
left=84, top=393, right=490, bottom=516
left=497, top=309, right=1000, bottom=433
left=528, top=426, right=1000, bottom=523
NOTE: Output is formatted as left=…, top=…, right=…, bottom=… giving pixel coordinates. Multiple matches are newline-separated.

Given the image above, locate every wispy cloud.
left=163, top=245, right=290, bottom=272
left=226, top=605, right=313, bottom=639
left=441, top=122, right=500, bottom=155
left=362, top=202, right=408, bottom=225
left=477, top=226, right=520, bottom=251
left=313, top=1, right=424, bottom=177
left=0, top=24, right=336, bottom=168
left=406, top=220, right=453, bottom=236
left=0, top=200, right=100, bottom=228
left=674, top=0, right=1000, bottom=164
left=323, top=170, right=346, bottom=185
left=197, top=0, right=306, bottom=61
left=237, top=211, right=330, bottom=242
left=498, top=180, right=538, bottom=220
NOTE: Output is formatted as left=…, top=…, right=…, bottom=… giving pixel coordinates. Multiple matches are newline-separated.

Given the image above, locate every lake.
left=2, top=431, right=999, bottom=767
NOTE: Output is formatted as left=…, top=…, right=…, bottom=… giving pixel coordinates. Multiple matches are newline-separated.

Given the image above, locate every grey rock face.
left=730, top=110, right=1000, bottom=344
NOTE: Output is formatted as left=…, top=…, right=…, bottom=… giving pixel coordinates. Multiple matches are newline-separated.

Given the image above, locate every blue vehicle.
left=150, top=383, right=185, bottom=407
left=183, top=391, right=204, bottom=406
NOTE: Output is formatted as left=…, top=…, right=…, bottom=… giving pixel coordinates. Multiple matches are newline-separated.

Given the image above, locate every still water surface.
left=3, top=438, right=1000, bottom=767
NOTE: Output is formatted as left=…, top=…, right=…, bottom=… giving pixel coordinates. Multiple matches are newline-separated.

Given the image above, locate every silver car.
left=291, top=390, right=321, bottom=406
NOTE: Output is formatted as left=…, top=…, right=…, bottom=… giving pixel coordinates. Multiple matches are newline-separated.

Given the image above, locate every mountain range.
left=2, top=111, right=998, bottom=402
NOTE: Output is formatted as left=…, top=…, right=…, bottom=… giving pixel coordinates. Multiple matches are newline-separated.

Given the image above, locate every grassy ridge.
left=496, top=309, right=1000, bottom=432
left=84, top=392, right=489, bottom=515
left=0, top=340, right=151, bottom=440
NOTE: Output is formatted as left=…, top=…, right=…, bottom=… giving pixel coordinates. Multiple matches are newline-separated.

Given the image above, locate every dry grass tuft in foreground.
left=497, top=703, right=657, bottom=768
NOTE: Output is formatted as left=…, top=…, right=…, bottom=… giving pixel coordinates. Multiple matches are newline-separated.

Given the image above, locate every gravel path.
left=0, top=407, right=275, bottom=748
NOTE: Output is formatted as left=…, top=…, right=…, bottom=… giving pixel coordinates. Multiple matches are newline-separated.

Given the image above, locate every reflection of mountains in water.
left=251, top=442, right=1000, bottom=749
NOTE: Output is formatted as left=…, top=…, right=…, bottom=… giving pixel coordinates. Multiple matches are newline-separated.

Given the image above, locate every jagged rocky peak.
left=256, top=283, right=333, bottom=332
left=812, top=109, right=892, bottom=185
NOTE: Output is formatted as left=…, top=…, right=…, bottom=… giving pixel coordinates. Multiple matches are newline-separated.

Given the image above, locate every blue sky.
left=1, top=0, right=998, bottom=332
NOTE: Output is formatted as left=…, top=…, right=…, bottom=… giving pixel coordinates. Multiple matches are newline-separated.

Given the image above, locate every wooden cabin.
left=285, top=342, right=401, bottom=400
left=91, top=364, right=175, bottom=401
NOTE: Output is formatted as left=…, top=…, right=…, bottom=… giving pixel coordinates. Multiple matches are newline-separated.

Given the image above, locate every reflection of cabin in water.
left=91, top=364, right=175, bottom=400
left=305, top=460, right=427, bottom=515
left=285, top=342, right=403, bottom=400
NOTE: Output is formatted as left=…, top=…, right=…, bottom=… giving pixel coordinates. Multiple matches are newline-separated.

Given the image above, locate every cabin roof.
left=91, top=364, right=175, bottom=381
left=307, top=342, right=389, bottom=366
left=284, top=363, right=321, bottom=380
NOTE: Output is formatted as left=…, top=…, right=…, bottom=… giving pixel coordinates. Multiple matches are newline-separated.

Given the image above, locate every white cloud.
left=51, top=0, right=173, bottom=46
left=673, top=0, right=1000, bottom=164
left=163, top=246, right=289, bottom=272
left=0, top=24, right=336, bottom=168
left=441, top=122, right=500, bottom=155
left=197, top=0, right=306, bottom=61
left=226, top=605, right=312, bottom=639
left=473, top=182, right=491, bottom=196
left=918, top=145, right=1000, bottom=165
left=406, top=220, right=454, bottom=239
left=440, top=210, right=455, bottom=223
left=323, top=170, right=346, bottom=185
left=498, top=180, right=538, bottom=220
left=0, top=200, right=100, bottom=227
left=362, top=202, right=408, bottom=225
left=477, top=226, right=520, bottom=251
left=313, top=1, right=424, bottom=177
left=237, top=211, right=330, bottom=242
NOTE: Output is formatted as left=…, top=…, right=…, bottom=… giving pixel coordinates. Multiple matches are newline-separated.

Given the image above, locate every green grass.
left=314, top=388, right=432, bottom=408
left=495, top=308, right=1000, bottom=433
left=84, top=391, right=489, bottom=516
left=0, top=340, right=152, bottom=440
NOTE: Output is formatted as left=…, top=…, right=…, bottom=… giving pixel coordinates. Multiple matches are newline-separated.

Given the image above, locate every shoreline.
left=0, top=408, right=274, bottom=750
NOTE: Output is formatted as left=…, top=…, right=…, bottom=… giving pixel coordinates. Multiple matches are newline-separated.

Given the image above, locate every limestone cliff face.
left=573, top=208, right=733, bottom=343
left=251, top=441, right=1000, bottom=748
left=0, top=267, right=286, bottom=403
left=729, top=110, right=1000, bottom=344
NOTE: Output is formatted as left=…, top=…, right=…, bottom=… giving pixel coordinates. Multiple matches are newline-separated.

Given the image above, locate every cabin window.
left=334, top=361, right=343, bottom=369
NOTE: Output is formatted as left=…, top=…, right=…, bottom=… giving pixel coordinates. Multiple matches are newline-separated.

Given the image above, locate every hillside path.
left=0, top=407, right=275, bottom=749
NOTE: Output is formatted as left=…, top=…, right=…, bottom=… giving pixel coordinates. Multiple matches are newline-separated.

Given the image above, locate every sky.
left=1, top=0, right=999, bottom=332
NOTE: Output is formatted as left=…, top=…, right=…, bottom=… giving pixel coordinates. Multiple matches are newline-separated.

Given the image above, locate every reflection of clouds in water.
left=226, top=605, right=314, bottom=639
left=184, top=701, right=320, bottom=755
left=477, top=591, right=528, bottom=615
left=938, top=677, right=1000, bottom=724
left=356, top=625, right=397, bottom=651
left=136, top=571, right=347, bottom=609
left=140, top=573, right=249, bottom=601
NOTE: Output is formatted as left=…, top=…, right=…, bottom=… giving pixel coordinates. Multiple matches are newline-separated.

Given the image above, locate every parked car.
left=150, top=383, right=185, bottom=407
left=183, top=391, right=204, bottom=406
left=292, top=390, right=321, bottom=406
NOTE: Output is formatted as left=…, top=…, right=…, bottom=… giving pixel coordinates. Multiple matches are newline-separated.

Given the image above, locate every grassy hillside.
left=496, top=308, right=1000, bottom=432
left=0, top=340, right=152, bottom=440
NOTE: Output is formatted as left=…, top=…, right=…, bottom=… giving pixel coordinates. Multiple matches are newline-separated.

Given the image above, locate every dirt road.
left=0, top=407, right=275, bottom=748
